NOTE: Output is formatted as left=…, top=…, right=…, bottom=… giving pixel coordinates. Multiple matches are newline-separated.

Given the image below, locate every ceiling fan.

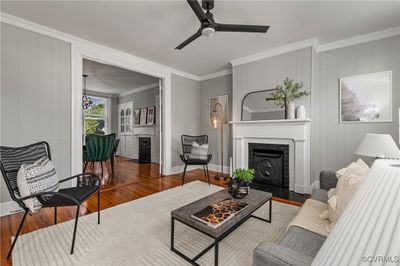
left=176, top=0, right=270, bottom=49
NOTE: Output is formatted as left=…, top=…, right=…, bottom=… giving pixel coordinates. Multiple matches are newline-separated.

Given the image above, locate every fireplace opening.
left=248, top=143, right=289, bottom=189
left=139, top=137, right=151, bottom=164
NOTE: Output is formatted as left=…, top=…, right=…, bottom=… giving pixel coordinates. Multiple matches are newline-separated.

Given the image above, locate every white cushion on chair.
left=17, top=156, right=59, bottom=212
left=188, top=142, right=209, bottom=160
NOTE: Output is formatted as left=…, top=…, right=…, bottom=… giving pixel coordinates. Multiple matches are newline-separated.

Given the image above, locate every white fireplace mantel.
left=230, top=119, right=311, bottom=194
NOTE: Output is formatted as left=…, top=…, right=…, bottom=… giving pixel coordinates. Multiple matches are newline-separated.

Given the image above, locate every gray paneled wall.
left=311, top=36, right=400, bottom=181
left=232, top=37, right=400, bottom=185
left=200, top=74, right=233, bottom=168
left=233, top=47, right=312, bottom=121
left=118, top=86, right=159, bottom=109
left=1, top=23, right=71, bottom=203
left=171, top=74, right=201, bottom=167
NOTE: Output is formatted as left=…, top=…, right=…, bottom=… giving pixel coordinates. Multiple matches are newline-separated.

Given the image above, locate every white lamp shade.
left=355, top=133, right=400, bottom=159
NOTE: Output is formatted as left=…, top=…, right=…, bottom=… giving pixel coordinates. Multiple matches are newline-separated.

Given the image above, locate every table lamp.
left=355, top=133, right=400, bottom=159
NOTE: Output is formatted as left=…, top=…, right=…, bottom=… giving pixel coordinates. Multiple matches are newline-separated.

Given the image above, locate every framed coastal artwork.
left=340, top=71, right=392, bottom=123
left=139, top=108, right=147, bottom=125
left=209, top=95, right=228, bottom=126
left=147, top=106, right=155, bottom=125
left=133, top=109, right=141, bottom=125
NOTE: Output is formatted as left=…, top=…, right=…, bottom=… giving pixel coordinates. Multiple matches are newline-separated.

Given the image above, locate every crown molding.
left=230, top=38, right=319, bottom=67
left=86, top=90, right=119, bottom=98
left=2, top=12, right=399, bottom=81
left=316, top=26, right=400, bottom=52
left=230, top=27, right=400, bottom=67
left=119, top=82, right=159, bottom=97
left=199, top=69, right=232, bottom=81
left=0, top=12, right=200, bottom=81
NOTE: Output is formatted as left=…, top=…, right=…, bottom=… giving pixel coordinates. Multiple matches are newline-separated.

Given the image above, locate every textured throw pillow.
left=327, top=195, right=338, bottom=222
left=327, top=188, right=336, bottom=198
left=328, top=159, right=369, bottom=223
left=189, top=142, right=209, bottom=160
left=17, top=156, right=59, bottom=212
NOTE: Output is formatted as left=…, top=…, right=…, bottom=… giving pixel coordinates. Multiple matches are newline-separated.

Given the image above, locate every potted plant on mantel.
left=228, top=168, right=255, bottom=199
left=266, top=78, right=310, bottom=119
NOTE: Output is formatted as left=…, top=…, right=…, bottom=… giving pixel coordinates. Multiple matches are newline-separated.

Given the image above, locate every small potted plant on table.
left=228, top=168, right=255, bottom=199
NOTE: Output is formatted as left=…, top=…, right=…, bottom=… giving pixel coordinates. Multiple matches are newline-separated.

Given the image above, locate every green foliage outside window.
left=84, top=100, right=106, bottom=135
left=85, top=119, right=105, bottom=135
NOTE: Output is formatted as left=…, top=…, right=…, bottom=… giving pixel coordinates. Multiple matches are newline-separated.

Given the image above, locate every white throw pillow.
left=17, top=156, right=59, bottom=212
left=328, top=159, right=369, bottom=223
left=327, top=195, right=338, bottom=222
left=189, top=142, right=209, bottom=160
left=327, top=188, right=336, bottom=198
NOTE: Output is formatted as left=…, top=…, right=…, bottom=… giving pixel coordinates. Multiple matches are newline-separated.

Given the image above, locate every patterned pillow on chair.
left=17, top=156, right=59, bottom=212
left=189, top=142, right=209, bottom=160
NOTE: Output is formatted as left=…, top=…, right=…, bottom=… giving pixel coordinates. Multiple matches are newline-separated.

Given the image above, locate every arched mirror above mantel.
left=241, top=89, right=285, bottom=121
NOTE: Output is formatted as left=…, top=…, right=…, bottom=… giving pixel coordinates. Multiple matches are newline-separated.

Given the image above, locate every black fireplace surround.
left=248, top=143, right=289, bottom=189
left=139, top=137, right=151, bottom=164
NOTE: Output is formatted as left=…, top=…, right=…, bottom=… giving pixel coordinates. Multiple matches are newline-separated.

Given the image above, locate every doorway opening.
left=82, top=58, right=162, bottom=189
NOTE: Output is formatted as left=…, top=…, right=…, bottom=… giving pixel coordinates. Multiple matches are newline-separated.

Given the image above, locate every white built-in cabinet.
left=118, top=102, right=134, bottom=158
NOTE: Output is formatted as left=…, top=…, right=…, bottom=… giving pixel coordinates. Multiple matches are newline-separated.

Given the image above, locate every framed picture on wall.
left=209, top=95, right=229, bottom=127
left=147, top=106, right=156, bottom=125
left=139, top=108, right=147, bottom=125
left=340, top=71, right=392, bottom=123
left=133, top=109, right=141, bottom=125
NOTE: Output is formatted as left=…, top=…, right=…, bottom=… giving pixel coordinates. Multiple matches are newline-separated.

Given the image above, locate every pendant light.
left=82, top=74, right=92, bottom=109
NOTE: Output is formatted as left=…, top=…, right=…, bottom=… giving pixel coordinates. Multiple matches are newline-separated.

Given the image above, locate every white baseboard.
left=294, top=184, right=308, bottom=194
left=165, top=164, right=230, bottom=176
left=0, top=201, right=23, bottom=217
left=165, top=165, right=201, bottom=176
left=207, top=164, right=230, bottom=175
left=311, top=180, right=320, bottom=192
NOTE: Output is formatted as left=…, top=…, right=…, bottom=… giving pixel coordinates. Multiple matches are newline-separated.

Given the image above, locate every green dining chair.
left=83, top=133, right=116, bottom=175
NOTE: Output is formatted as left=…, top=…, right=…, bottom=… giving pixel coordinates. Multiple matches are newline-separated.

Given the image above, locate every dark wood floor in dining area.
left=0, top=156, right=301, bottom=265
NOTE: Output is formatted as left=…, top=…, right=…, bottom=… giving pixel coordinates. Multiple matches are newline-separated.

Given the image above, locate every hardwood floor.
left=0, top=157, right=301, bottom=265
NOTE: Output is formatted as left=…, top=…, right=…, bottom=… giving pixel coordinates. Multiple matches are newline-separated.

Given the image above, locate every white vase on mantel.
left=286, top=101, right=296, bottom=119
left=296, top=105, right=307, bottom=120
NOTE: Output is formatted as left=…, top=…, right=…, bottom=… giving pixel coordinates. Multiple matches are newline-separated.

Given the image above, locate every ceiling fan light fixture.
left=202, top=27, right=215, bottom=37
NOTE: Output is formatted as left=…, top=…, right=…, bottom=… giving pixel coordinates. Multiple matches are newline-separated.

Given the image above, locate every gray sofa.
left=253, top=171, right=338, bottom=266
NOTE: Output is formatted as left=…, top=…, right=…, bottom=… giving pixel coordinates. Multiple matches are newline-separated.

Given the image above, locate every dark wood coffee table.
left=171, top=188, right=272, bottom=266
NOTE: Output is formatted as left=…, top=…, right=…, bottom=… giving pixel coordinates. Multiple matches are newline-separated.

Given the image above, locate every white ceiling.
left=2, top=1, right=399, bottom=76
left=83, top=59, right=158, bottom=95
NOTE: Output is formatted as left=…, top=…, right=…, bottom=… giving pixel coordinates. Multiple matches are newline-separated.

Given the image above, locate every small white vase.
left=286, top=101, right=296, bottom=119
left=296, top=105, right=306, bottom=119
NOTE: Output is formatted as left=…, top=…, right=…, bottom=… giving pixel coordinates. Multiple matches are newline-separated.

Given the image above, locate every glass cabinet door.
left=125, top=107, right=132, bottom=133
left=120, top=109, right=125, bottom=134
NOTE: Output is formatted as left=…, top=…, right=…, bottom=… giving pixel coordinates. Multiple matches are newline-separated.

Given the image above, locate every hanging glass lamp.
left=82, top=74, right=92, bottom=109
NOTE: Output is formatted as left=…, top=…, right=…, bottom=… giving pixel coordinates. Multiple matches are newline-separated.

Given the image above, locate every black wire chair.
left=180, top=135, right=212, bottom=186
left=0, top=141, right=101, bottom=259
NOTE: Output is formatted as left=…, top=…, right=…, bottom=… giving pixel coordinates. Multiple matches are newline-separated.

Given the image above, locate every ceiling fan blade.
left=187, top=0, right=208, bottom=22
left=175, top=29, right=202, bottom=49
left=216, top=23, right=269, bottom=33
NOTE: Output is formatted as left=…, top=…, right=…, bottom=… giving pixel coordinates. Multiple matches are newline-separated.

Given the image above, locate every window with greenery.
left=84, top=96, right=107, bottom=135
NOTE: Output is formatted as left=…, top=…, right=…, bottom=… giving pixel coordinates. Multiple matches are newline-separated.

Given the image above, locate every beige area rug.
left=12, top=181, right=300, bottom=266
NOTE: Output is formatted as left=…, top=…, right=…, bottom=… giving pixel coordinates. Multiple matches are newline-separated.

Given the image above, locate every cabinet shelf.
left=133, top=124, right=157, bottom=128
